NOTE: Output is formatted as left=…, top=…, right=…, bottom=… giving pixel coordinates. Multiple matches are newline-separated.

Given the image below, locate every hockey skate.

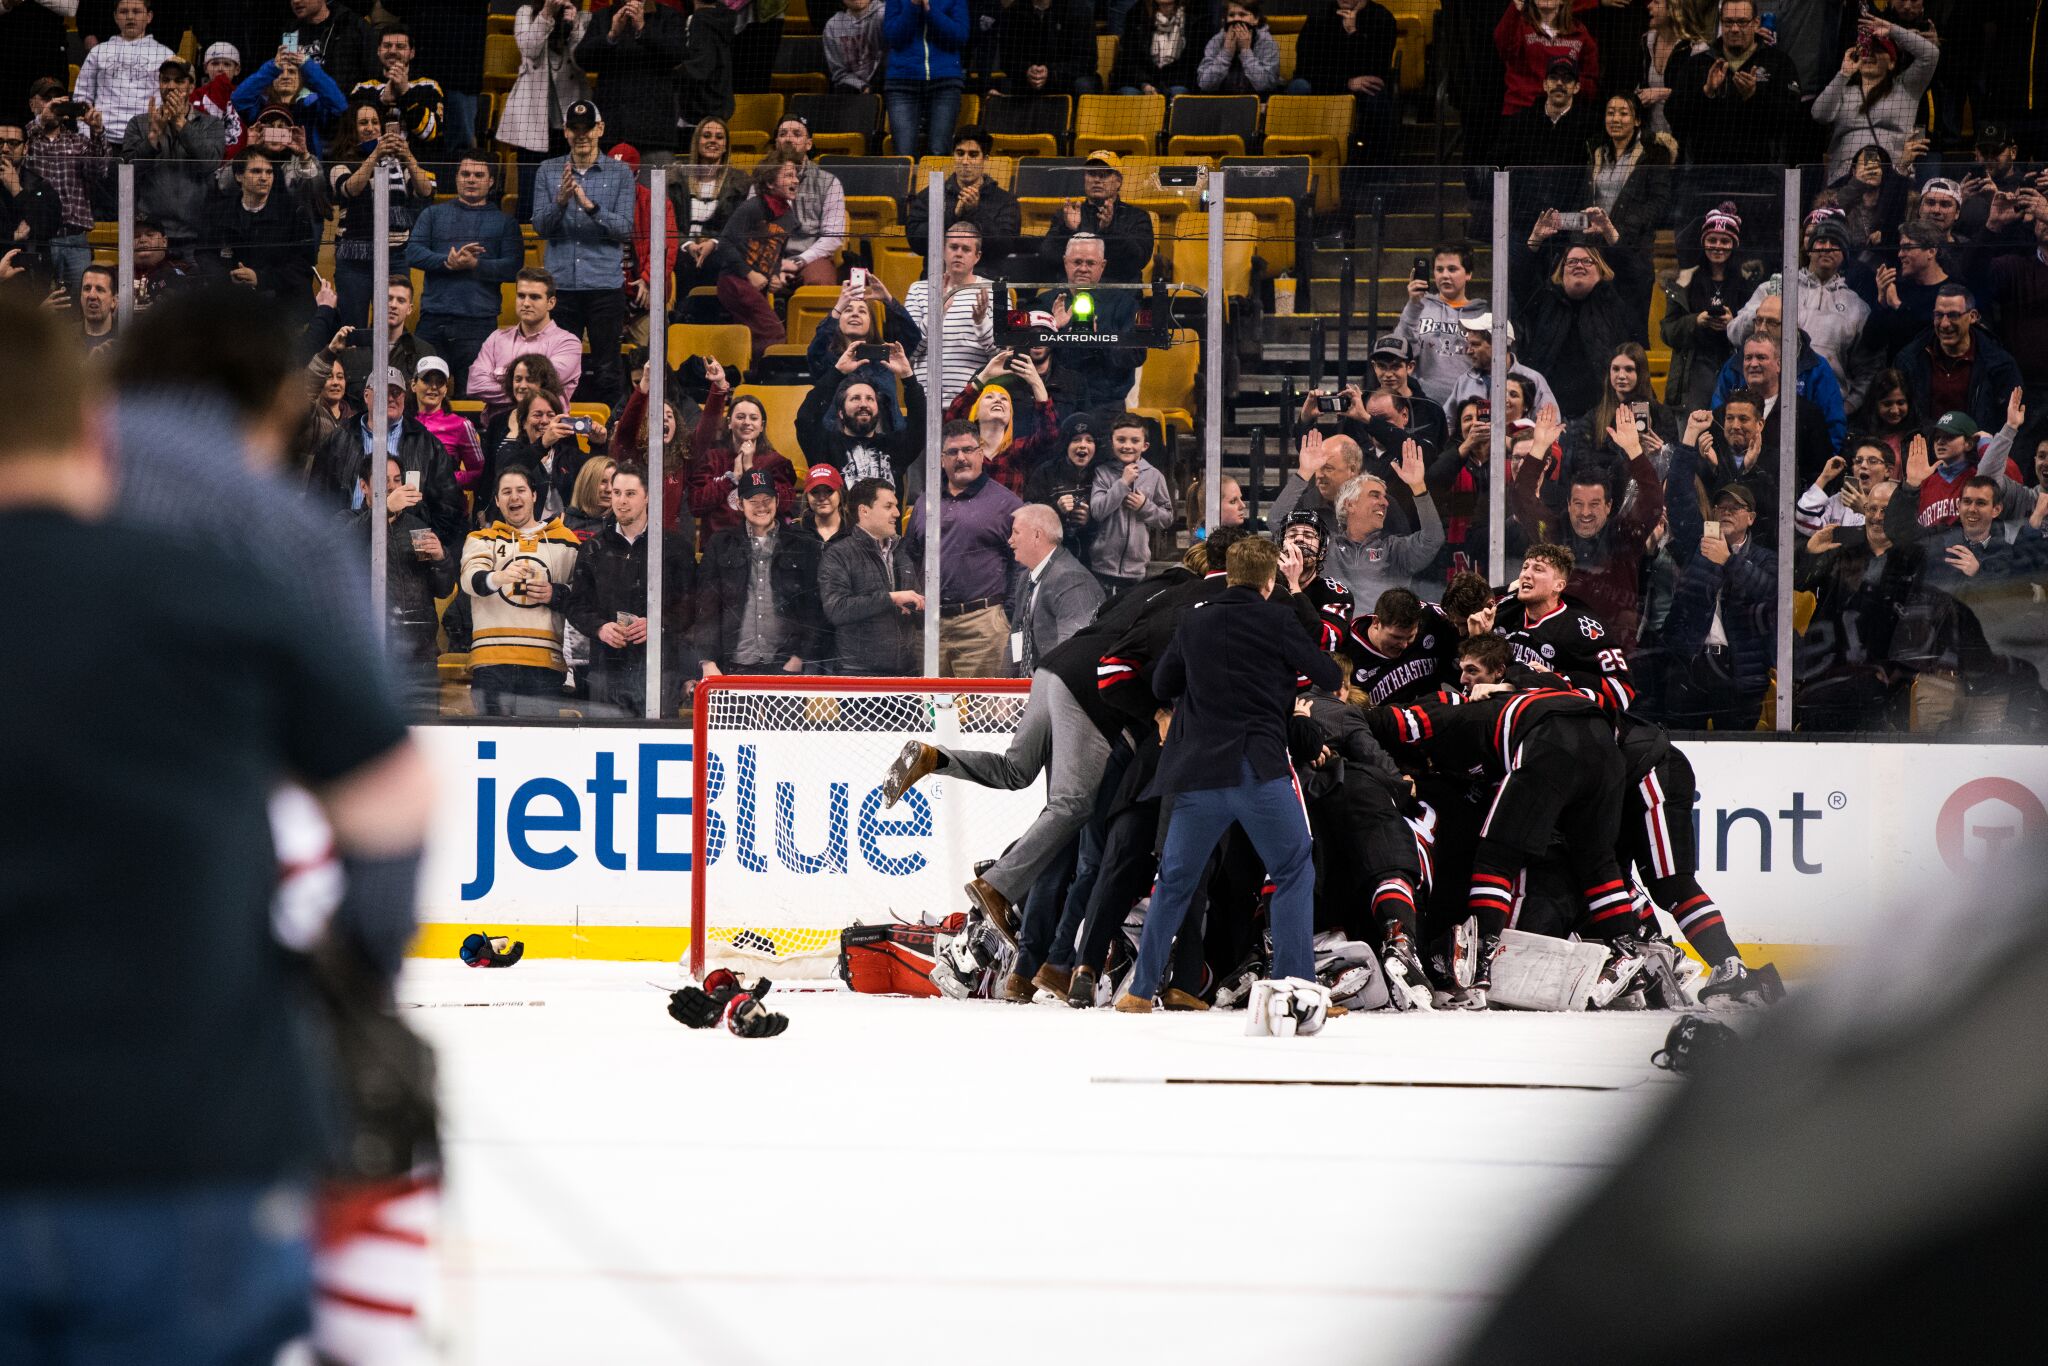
left=1587, top=939, right=1646, bottom=1010
left=1631, top=937, right=1693, bottom=1010
left=1380, top=926, right=1434, bottom=1012
left=1698, top=957, right=1786, bottom=1007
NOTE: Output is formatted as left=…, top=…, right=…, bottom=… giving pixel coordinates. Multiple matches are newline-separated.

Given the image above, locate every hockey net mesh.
left=693, top=680, right=1043, bottom=977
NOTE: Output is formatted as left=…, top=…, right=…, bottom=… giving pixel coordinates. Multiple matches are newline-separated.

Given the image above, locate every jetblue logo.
left=462, top=739, right=692, bottom=900
left=460, top=740, right=936, bottom=900
left=699, top=743, right=933, bottom=877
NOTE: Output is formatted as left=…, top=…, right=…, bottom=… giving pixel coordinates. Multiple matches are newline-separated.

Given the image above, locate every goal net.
left=690, top=675, right=1045, bottom=979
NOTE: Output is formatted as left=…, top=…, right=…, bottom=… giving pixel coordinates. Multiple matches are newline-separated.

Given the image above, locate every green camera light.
left=1070, top=290, right=1095, bottom=322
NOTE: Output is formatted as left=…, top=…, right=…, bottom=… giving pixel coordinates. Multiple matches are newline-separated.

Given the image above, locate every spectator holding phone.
left=499, top=0, right=591, bottom=214
left=945, top=345, right=1062, bottom=494
left=795, top=347, right=928, bottom=490
left=23, top=81, right=108, bottom=304
left=692, top=357, right=798, bottom=537
left=231, top=44, right=348, bottom=156
left=1657, top=205, right=1761, bottom=410
left=1812, top=15, right=1938, bottom=183
left=309, top=366, right=466, bottom=554
left=484, top=385, right=597, bottom=523
left=462, top=464, right=584, bottom=715
left=344, top=453, right=458, bottom=705
left=201, top=148, right=319, bottom=321
left=309, top=274, right=427, bottom=401
left=407, top=150, right=521, bottom=399
left=328, top=100, right=435, bottom=329
left=807, top=272, right=923, bottom=417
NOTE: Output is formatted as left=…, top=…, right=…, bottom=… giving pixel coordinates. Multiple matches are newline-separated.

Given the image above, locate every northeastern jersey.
left=1343, top=603, right=1459, bottom=706
left=1302, top=574, right=1355, bottom=653
left=1366, top=687, right=1609, bottom=781
left=1494, top=596, right=1637, bottom=714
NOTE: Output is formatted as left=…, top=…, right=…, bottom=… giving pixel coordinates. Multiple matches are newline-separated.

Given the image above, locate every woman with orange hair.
left=943, top=347, right=1061, bottom=493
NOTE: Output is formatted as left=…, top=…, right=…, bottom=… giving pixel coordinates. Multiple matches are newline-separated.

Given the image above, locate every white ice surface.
left=402, top=961, right=1685, bottom=1365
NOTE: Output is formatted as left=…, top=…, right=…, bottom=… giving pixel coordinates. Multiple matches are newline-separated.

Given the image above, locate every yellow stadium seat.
left=733, top=384, right=809, bottom=471
left=916, top=155, right=1017, bottom=191
left=449, top=400, right=485, bottom=422
left=1096, top=36, right=1117, bottom=87
left=484, top=34, right=519, bottom=94
left=784, top=285, right=847, bottom=350
left=873, top=244, right=925, bottom=302
left=1264, top=95, right=1354, bottom=165
left=1016, top=196, right=1064, bottom=240
left=667, top=323, right=753, bottom=378
left=488, top=13, right=514, bottom=36
left=1273, top=32, right=1297, bottom=84
left=990, top=132, right=1059, bottom=159
left=1074, top=94, right=1164, bottom=159
left=1135, top=329, right=1199, bottom=442
left=1171, top=211, right=1255, bottom=301
left=844, top=195, right=899, bottom=240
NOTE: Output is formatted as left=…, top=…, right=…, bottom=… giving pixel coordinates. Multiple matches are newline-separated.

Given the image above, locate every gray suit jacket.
left=1014, top=546, right=1104, bottom=675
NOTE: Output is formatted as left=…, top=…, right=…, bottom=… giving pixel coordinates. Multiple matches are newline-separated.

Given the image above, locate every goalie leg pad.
left=1486, top=930, right=1611, bottom=1011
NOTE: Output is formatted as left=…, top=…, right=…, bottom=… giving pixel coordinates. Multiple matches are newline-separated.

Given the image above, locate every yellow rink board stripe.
left=409, top=925, right=1833, bottom=980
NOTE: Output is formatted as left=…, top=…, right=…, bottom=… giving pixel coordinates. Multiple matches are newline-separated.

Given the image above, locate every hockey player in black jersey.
left=1490, top=544, right=1778, bottom=1004
left=1343, top=587, right=1461, bottom=707
left=1493, top=544, right=1638, bottom=714
left=1276, top=509, right=1355, bottom=653
left=1364, top=662, right=1634, bottom=1009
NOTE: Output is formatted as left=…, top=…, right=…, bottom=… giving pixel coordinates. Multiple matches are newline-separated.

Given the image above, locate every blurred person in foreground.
left=1450, top=838, right=2048, bottom=1366
left=0, top=287, right=433, bottom=1360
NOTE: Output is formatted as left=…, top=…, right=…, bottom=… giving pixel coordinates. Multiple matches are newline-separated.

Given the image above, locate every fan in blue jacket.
left=883, top=0, right=970, bottom=156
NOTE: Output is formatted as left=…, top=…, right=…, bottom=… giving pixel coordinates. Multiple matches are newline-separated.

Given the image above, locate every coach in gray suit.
left=1007, top=502, right=1104, bottom=676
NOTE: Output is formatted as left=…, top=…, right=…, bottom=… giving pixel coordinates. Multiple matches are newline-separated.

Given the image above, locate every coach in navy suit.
left=1118, top=537, right=1343, bottom=1009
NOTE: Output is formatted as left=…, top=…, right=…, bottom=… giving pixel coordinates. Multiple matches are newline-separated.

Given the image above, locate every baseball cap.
left=1026, top=308, right=1057, bottom=329
left=1975, top=122, right=2015, bottom=154
left=1713, top=483, right=1757, bottom=511
left=1369, top=335, right=1415, bottom=362
left=202, top=41, right=239, bottom=66
left=1919, top=177, right=1964, bottom=204
left=564, top=99, right=602, bottom=131
left=1545, top=57, right=1580, bottom=81
left=1934, top=411, right=1981, bottom=440
left=1083, top=149, right=1123, bottom=173
left=382, top=366, right=408, bottom=392
left=1461, top=313, right=1516, bottom=346
left=737, top=469, right=778, bottom=501
left=415, top=355, right=451, bottom=380
left=804, top=464, right=844, bottom=493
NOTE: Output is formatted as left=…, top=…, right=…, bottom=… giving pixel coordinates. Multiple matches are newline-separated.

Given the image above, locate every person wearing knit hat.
left=1658, top=203, right=1764, bottom=410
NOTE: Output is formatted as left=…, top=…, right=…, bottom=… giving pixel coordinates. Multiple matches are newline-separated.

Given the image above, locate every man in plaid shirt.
left=71, top=0, right=177, bottom=133
left=25, top=80, right=109, bottom=303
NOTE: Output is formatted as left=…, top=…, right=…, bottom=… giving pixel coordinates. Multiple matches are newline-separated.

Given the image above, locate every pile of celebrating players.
left=883, top=519, right=1785, bottom=1025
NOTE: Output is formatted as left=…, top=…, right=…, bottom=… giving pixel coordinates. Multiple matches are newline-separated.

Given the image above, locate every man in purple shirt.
left=904, top=418, right=1023, bottom=677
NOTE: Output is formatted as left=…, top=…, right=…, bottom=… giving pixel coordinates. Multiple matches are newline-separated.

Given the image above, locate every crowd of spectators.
left=0, top=0, right=2045, bottom=731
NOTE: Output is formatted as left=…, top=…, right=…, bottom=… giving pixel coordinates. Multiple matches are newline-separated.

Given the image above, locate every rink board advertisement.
left=411, top=727, right=2048, bottom=961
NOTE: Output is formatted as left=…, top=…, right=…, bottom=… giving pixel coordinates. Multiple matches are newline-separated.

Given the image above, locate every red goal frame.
left=689, top=675, right=1035, bottom=978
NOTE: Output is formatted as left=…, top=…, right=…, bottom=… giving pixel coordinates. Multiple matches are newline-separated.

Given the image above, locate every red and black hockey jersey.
left=1302, top=574, right=1355, bottom=654
left=1342, top=603, right=1460, bottom=706
left=1366, top=687, right=1609, bottom=781
left=1493, top=595, right=1637, bottom=715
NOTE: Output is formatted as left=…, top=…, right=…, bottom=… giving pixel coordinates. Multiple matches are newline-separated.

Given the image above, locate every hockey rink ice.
left=406, top=960, right=1690, bottom=1365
